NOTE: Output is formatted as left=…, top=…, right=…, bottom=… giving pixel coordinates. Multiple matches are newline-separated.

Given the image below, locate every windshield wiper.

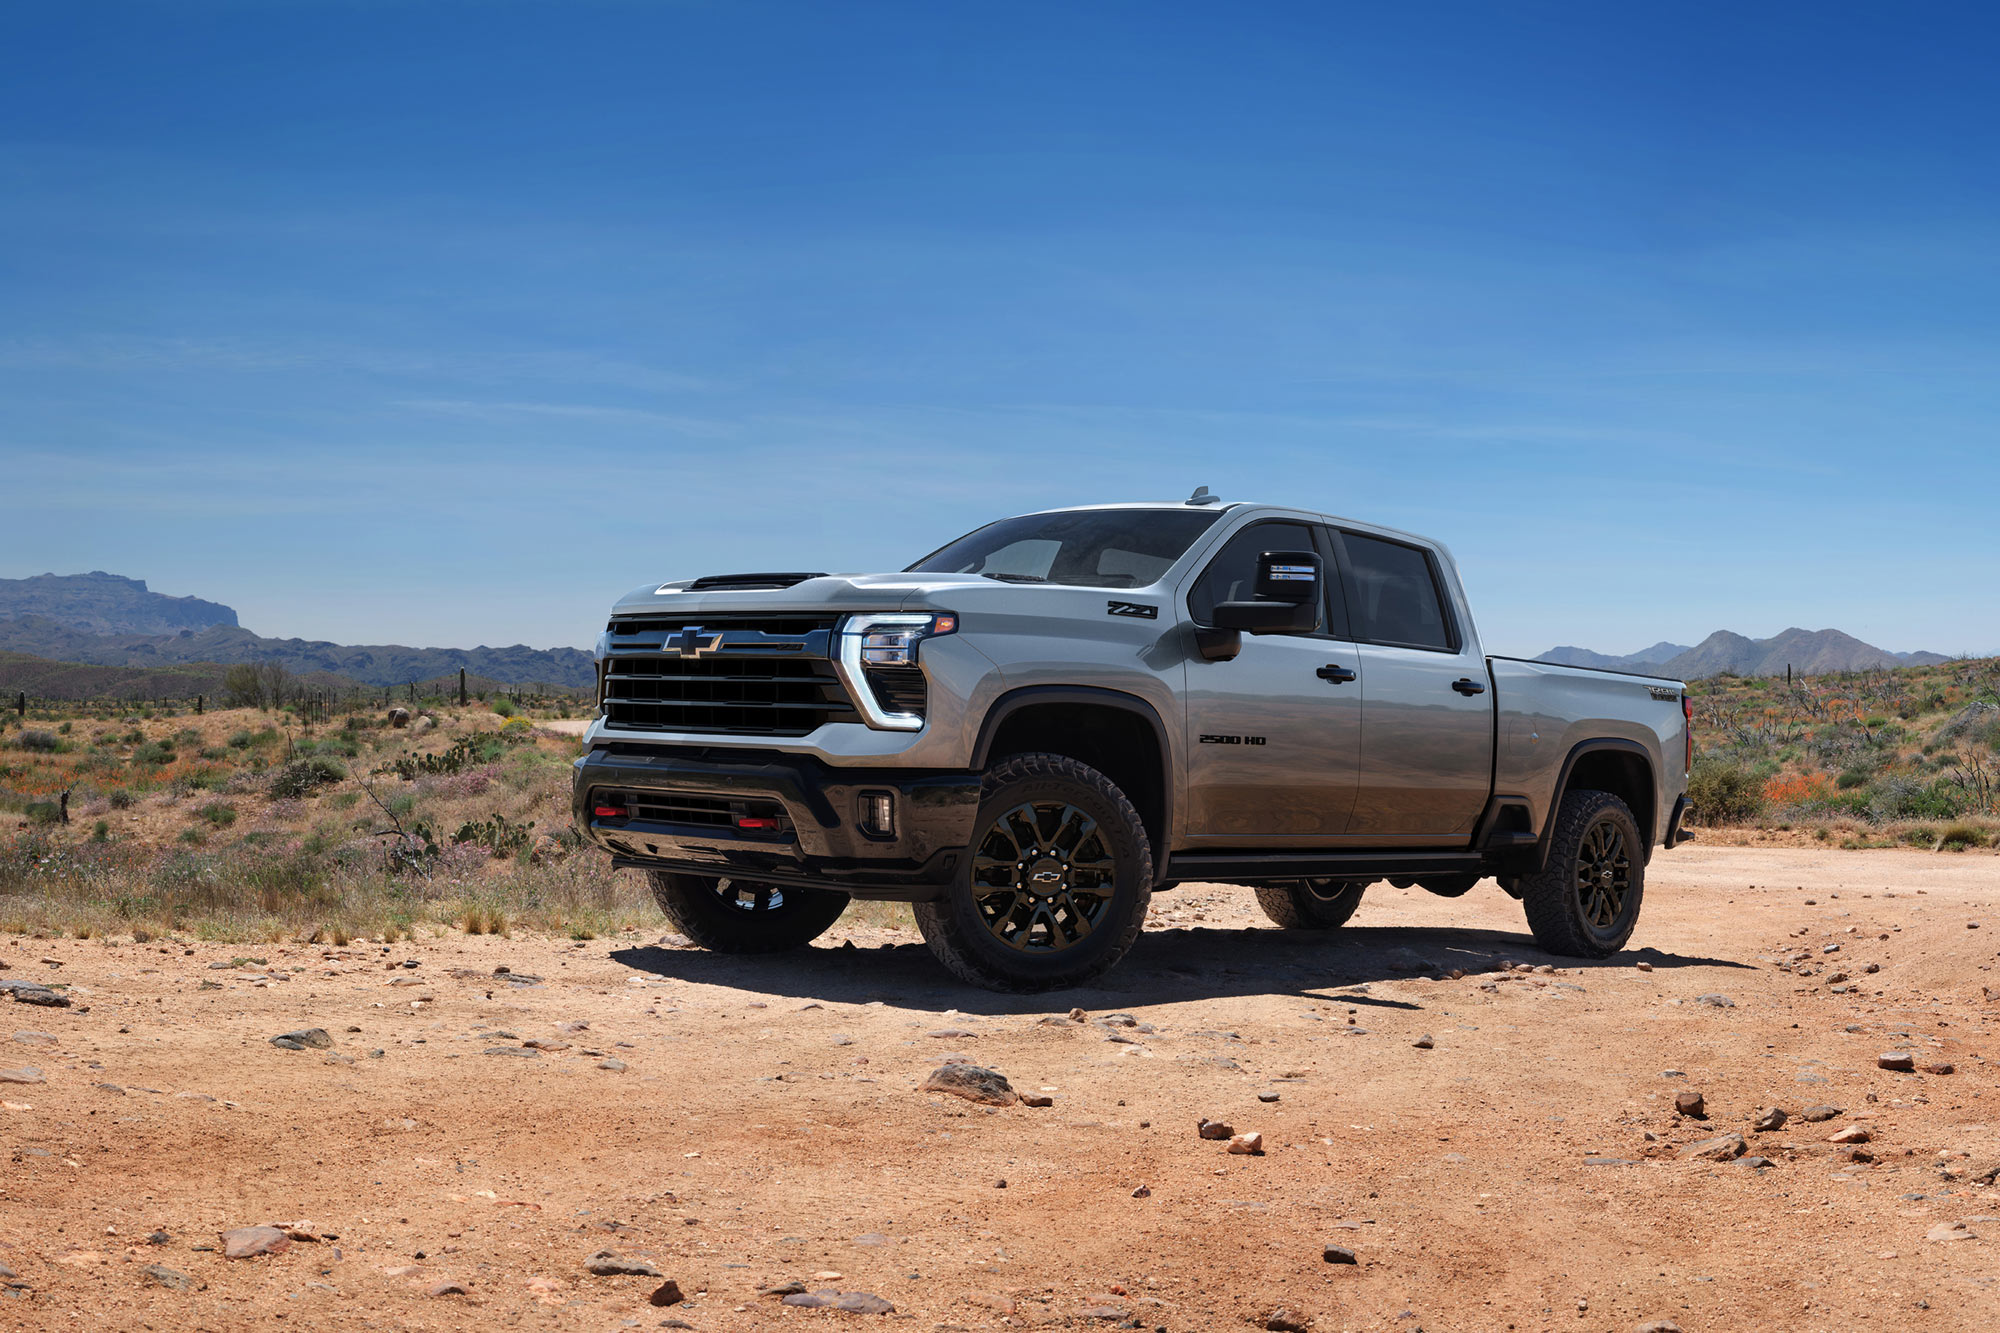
left=980, top=572, right=1047, bottom=583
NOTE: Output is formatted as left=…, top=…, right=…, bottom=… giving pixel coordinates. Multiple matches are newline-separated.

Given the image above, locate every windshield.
left=908, top=508, right=1223, bottom=588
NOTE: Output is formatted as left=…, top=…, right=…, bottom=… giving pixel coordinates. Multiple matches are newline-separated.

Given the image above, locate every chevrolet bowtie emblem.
left=662, top=626, right=724, bottom=657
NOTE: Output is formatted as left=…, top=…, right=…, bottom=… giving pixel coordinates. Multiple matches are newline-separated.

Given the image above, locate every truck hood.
left=608, top=572, right=1020, bottom=620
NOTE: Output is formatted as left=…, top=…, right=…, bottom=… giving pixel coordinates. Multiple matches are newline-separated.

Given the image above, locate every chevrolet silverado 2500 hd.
left=574, top=491, right=1693, bottom=991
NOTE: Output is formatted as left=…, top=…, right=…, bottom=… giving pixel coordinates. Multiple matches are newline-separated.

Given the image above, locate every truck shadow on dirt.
left=609, top=923, right=1752, bottom=1018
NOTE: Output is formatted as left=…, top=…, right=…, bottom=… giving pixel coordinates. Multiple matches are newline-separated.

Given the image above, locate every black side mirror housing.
left=1212, top=549, right=1321, bottom=635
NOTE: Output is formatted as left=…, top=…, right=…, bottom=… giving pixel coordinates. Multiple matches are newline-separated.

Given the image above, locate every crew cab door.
left=1181, top=520, right=1362, bottom=844
left=1332, top=529, right=1494, bottom=841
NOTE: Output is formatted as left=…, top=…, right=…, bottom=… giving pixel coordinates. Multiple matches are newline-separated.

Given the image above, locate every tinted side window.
left=1341, top=533, right=1454, bottom=651
left=1188, top=522, right=1317, bottom=627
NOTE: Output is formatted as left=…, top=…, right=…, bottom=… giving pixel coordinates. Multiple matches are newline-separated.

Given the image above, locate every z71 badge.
left=1106, top=600, right=1159, bottom=619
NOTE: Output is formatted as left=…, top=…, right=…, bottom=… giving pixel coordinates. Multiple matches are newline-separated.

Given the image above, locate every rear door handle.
left=1451, top=677, right=1487, bottom=696
left=1316, top=664, right=1357, bottom=684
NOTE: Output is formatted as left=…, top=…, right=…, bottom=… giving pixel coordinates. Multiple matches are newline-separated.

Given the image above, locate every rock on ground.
left=222, top=1226, right=291, bottom=1259
left=921, top=1063, right=1018, bottom=1106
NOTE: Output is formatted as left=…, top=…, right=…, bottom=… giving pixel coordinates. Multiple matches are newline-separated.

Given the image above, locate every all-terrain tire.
left=647, top=871, right=848, bottom=953
left=914, top=753, right=1153, bottom=992
left=1254, top=878, right=1368, bottom=929
left=1517, top=789, right=1645, bottom=957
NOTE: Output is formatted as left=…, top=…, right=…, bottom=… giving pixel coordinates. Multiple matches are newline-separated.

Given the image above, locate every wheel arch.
left=971, top=686, right=1173, bottom=879
left=1533, top=739, right=1658, bottom=871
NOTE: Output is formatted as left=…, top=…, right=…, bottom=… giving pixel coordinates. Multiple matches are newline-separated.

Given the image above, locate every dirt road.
left=3, top=845, right=1998, bottom=1332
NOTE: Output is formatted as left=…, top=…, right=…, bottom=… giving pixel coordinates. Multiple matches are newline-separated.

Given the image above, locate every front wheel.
left=1254, top=878, right=1367, bottom=929
left=647, top=871, right=848, bottom=953
left=914, top=753, right=1154, bottom=992
left=1517, top=789, right=1645, bottom=957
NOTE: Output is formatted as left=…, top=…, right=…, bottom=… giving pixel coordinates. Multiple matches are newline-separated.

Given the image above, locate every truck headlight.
left=848, top=613, right=957, bottom=667
left=838, top=613, right=956, bottom=730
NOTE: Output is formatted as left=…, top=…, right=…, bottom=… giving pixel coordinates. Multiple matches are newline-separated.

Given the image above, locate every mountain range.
left=0, top=572, right=593, bottom=689
left=1536, top=628, right=1950, bottom=680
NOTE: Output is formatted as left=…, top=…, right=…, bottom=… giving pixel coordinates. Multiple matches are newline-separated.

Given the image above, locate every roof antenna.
left=1186, top=485, right=1221, bottom=506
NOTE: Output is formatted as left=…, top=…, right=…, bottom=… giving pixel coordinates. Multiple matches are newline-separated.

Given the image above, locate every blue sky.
left=2, top=1, right=1995, bottom=657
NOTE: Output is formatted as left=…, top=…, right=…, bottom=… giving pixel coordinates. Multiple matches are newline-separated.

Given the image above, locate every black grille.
left=865, top=666, right=927, bottom=717
left=601, top=615, right=854, bottom=736
left=616, top=791, right=790, bottom=832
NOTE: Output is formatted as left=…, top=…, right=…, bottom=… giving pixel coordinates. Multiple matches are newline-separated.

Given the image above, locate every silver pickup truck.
left=573, top=491, right=1693, bottom=991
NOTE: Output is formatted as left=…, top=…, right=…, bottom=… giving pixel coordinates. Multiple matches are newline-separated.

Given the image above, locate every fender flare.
left=970, top=685, right=1176, bottom=875
left=1533, top=738, right=1658, bottom=871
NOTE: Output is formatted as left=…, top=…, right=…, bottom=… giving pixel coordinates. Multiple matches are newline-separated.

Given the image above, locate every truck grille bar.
left=600, top=616, right=855, bottom=736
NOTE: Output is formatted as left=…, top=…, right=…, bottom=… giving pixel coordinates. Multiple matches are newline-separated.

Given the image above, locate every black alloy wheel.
left=1518, top=789, right=1645, bottom=957
left=647, top=870, right=849, bottom=953
left=970, top=799, right=1118, bottom=952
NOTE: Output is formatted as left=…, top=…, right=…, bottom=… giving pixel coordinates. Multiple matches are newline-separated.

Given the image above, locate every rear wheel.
left=914, top=753, right=1153, bottom=992
left=1254, top=878, right=1367, bottom=929
left=1518, top=789, right=1645, bottom=957
left=647, top=871, right=848, bottom=953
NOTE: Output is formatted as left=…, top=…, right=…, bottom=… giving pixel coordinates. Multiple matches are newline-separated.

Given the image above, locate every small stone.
left=922, top=1063, right=1017, bottom=1106
left=1067, top=1007, right=1088, bottom=1022
left=597, top=1059, right=627, bottom=1072
left=782, top=1292, right=829, bottom=1308
left=1227, top=1132, right=1265, bottom=1155
left=222, top=1226, right=291, bottom=1259
left=1923, top=1061, right=1955, bottom=1076
left=1878, top=1051, right=1916, bottom=1072
left=1635, top=961, right=1654, bottom=972
left=833, top=1292, right=895, bottom=1314
left=271, top=1028, right=333, bottom=1050
left=1674, top=1090, right=1706, bottom=1119
left=648, top=1279, right=685, bottom=1306
left=486, top=1047, right=540, bottom=1058
left=1753, top=1108, right=1788, bottom=1132
left=1019, top=1092, right=1052, bottom=1107
left=10, top=1032, right=56, bottom=1046
left=928, top=1028, right=976, bottom=1039
left=761, top=1280, right=808, bottom=1296
left=1265, top=1309, right=1310, bottom=1332
left=0, top=1067, right=44, bottom=1085
left=1800, top=1104, right=1843, bottom=1122
left=1829, top=1126, right=1871, bottom=1144
left=1322, top=1244, right=1359, bottom=1264
left=1258, top=1091, right=1281, bottom=1103
left=1634, top=1321, right=1683, bottom=1333
left=1926, top=1222, right=1976, bottom=1242
left=1681, top=1132, right=1747, bottom=1161
left=584, top=1250, right=661, bottom=1277
left=140, top=1263, right=199, bottom=1291
left=522, top=1038, right=569, bottom=1051
left=1739, top=1156, right=1776, bottom=1169
left=428, top=1280, right=468, bottom=1297
left=1131, top=1185, right=1151, bottom=1198
left=1695, top=994, right=1735, bottom=1008
left=1197, top=1118, right=1235, bottom=1140
left=1412, top=1034, right=1434, bottom=1049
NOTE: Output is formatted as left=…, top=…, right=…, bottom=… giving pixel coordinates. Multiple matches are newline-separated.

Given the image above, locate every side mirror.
left=1213, top=549, right=1321, bottom=635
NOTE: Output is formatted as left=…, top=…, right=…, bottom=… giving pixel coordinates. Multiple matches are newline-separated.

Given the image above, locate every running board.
left=1165, top=851, right=1487, bottom=884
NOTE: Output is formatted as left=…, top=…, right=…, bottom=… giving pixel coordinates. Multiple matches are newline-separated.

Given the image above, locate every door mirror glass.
left=1213, top=549, right=1321, bottom=634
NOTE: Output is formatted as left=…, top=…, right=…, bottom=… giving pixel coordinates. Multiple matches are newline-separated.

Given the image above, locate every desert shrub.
left=1935, top=823, right=1989, bottom=851
left=57, top=721, right=72, bottom=735
left=270, top=756, right=347, bottom=800
left=379, top=734, right=509, bottom=781
left=108, top=788, right=135, bottom=810
left=23, top=801, right=62, bottom=825
left=501, top=717, right=532, bottom=737
left=91, top=819, right=110, bottom=842
left=227, top=730, right=253, bottom=750
left=196, top=801, right=238, bottom=828
left=178, top=828, right=207, bottom=845
left=131, top=741, right=176, bottom=766
left=1871, top=776, right=1967, bottom=821
left=453, top=814, right=535, bottom=860
left=1689, top=758, right=1767, bottom=824
left=16, top=729, right=60, bottom=752
left=1836, top=769, right=1870, bottom=790
left=491, top=697, right=520, bottom=718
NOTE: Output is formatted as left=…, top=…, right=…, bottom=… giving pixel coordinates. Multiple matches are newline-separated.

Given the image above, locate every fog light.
left=860, top=791, right=895, bottom=836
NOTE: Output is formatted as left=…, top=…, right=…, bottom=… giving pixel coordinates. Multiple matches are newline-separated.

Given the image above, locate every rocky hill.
left=0, top=572, right=594, bottom=689
left=0, top=572, right=237, bottom=635
left=1537, top=628, right=1950, bottom=679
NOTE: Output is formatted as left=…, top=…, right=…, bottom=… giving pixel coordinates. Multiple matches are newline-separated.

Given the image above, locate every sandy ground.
left=3, top=844, right=1999, bottom=1333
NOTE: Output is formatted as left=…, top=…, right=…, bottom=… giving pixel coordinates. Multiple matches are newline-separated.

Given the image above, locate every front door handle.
left=1451, top=677, right=1487, bottom=696
left=1316, top=664, right=1357, bottom=684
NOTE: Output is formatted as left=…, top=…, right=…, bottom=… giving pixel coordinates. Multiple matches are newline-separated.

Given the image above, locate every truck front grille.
left=600, top=615, right=856, bottom=737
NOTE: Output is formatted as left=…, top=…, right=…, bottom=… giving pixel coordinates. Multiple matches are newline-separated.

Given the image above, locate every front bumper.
left=573, top=746, right=982, bottom=900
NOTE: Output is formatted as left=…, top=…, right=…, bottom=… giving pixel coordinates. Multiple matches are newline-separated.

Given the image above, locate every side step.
left=1165, top=850, right=1486, bottom=884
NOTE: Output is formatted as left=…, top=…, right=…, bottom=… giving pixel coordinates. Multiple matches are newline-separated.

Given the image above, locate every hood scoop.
left=678, top=572, right=828, bottom=592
